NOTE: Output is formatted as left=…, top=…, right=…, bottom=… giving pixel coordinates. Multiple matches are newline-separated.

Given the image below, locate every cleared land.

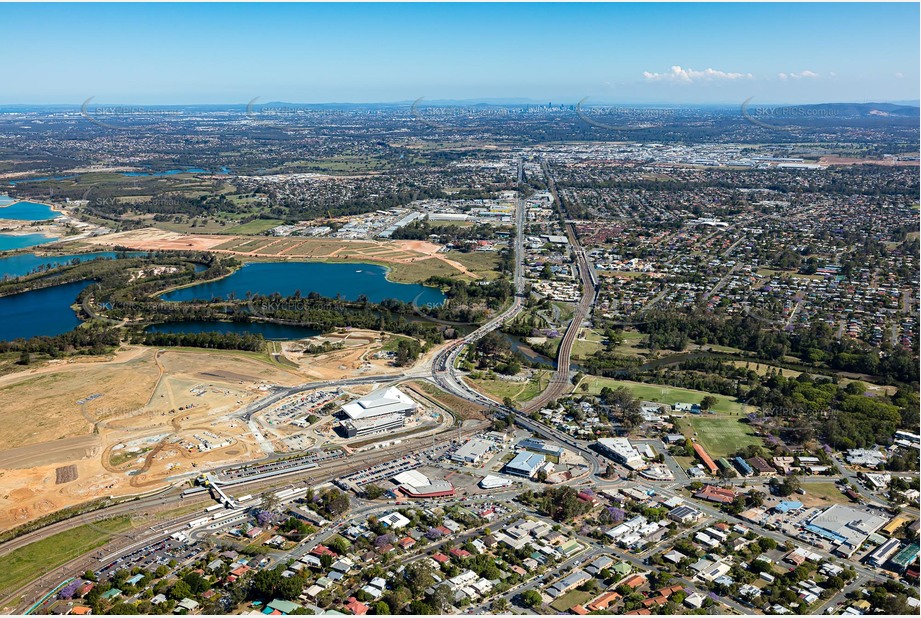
left=549, top=590, right=594, bottom=613
left=79, top=228, right=480, bottom=283
left=801, top=482, right=850, bottom=506
left=404, top=381, right=487, bottom=422
left=0, top=346, right=306, bottom=532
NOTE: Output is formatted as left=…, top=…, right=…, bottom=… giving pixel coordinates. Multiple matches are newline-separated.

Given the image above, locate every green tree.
left=520, top=589, right=543, bottom=608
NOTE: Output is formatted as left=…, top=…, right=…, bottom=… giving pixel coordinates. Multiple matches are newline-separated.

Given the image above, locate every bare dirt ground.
left=79, top=228, right=478, bottom=279
left=81, top=228, right=231, bottom=251
left=0, top=346, right=303, bottom=532
left=0, top=333, right=439, bottom=532
left=281, top=329, right=409, bottom=380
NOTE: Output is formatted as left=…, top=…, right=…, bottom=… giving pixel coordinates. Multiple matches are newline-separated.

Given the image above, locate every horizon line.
left=1, top=98, right=920, bottom=109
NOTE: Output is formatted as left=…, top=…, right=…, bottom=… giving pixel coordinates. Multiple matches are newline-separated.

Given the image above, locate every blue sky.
left=1, top=3, right=917, bottom=105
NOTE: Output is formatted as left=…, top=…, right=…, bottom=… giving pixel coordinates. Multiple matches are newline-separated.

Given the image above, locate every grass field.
left=681, top=415, right=763, bottom=458
left=549, top=590, right=594, bottom=613
left=572, top=328, right=605, bottom=359
left=445, top=251, right=502, bottom=279
left=469, top=370, right=551, bottom=404
left=613, top=330, right=649, bottom=357
left=224, top=219, right=285, bottom=235
left=729, top=360, right=802, bottom=378
left=581, top=377, right=744, bottom=414
left=0, top=517, right=133, bottom=597
left=385, top=259, right=465, bottom=283
left=381, top=334, right=415, bottom=352
left=802, top=482, right=849, bottom=505
left=551, top=301, right=576, bottom=322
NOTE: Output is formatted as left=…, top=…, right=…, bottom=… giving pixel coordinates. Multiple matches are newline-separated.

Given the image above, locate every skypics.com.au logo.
left=740, top=97, right=840, bottom=132
left=80, top=97, right=184, bottom=131
left=575, top=97, right=679, bottom=132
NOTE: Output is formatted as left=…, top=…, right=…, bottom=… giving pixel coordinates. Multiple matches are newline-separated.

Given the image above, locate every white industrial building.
left=341, top=386, right=417, bottom=421
left=596, top=437, right=646, bottom=470
left=452, top=438, right=493, bottom=464
left=479, top=475, right=513, bottom=489
left=503, top=451, right=546, bottom=478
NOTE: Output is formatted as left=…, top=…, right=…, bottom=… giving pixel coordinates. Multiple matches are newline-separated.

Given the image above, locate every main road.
left=519, top=157, right=598, bottom=413
left=429, top=158, right=605, bottom=477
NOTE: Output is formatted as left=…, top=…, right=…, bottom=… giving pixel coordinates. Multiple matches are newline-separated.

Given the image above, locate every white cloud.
left=779, top=70, right=821, bottom=81
left=642, top=65, right=753, bottom=83
left=895, top=72, right=904, bottom=78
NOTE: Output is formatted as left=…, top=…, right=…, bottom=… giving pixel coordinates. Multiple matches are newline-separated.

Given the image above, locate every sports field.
left=581, top=377, right=744, bottom=414
left=681, top=415, right=763, bottom=458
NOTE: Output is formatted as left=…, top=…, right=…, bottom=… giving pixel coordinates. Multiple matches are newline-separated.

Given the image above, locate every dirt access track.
left=81, top=228, right=479, bottom=279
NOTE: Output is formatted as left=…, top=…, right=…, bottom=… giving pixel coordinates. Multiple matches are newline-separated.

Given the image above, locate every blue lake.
left=6, top=175, right=77, bottom=186
left=0, top=234, right=59, bottom=251
left=0, top=251, right=148, bottom=280
left=145, top=320, right=321, bottom=340
left=0, top=201, right=60, bottom=221
left=0, top=280, right=92, bottom=341
left=161, top=262, right=446, bottom=305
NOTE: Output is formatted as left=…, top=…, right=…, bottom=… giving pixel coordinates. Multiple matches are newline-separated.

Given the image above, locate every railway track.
left=519, top=158, right=597, bottom=413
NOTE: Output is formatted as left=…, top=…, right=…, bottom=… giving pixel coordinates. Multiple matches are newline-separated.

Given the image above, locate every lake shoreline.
left=158, top=260, right=447, bottom=305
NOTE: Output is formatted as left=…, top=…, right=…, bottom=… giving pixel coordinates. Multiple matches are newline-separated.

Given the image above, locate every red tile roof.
left=311, top=544, right=337, bottom=557
left=694, top=484, right=737, bottom=504
left=620, top=574, right=647, bottom=589
left=345, top=597, right=368, bottom=616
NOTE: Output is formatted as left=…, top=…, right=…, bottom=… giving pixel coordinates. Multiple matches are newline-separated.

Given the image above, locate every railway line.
left=519, top=158, right=598, bottom=413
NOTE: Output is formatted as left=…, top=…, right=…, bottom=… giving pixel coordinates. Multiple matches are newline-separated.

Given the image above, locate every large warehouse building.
left=804, top=505, right=888, bottom=557
left=392, top=470, right=455, bottom=499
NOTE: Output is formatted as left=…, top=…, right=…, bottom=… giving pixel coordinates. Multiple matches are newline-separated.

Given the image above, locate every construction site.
left=0, top=335, right=445, bottom=534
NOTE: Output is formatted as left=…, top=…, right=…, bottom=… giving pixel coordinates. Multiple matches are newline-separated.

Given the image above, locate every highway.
left=520, top=157, right=598, bottom=413
left=427, top=159, right=606, bottom=478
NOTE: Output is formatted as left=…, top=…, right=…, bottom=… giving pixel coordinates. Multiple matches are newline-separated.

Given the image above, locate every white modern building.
left=504, top=451, right=546, bottom=478
left=341, top=386, right=417, bottom=421
left=479, top=475, right=513, bottom=490
left=341, top=413, right=406, bottom=438
left=596, top=437, right=645, bottom=470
